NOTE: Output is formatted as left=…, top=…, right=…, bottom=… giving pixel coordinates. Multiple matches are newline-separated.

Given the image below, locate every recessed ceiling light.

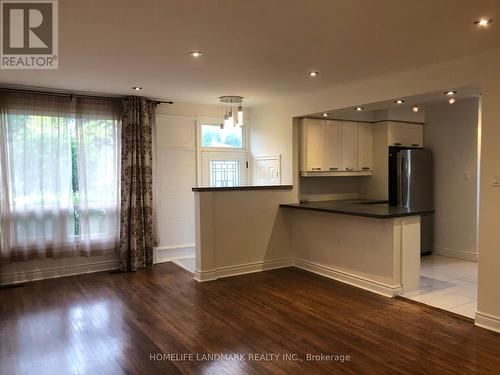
left=448, top=97, right=456, bottom=104
left=309, top=71, right=319, bottom=77
left=445, top=90, right=456, bottom=96
left=474, top=18, right=492, bottom=27
left=188, top=51, right=203, bottom=57
left=412, top=106, right=420, bottom=112
left=395, top=99, right=405, bottom=104
left=132, top=86, right=142, bottom=91
left=322, top=113, right=329, bottom=117
left=355, top=107, right=364, bottom=111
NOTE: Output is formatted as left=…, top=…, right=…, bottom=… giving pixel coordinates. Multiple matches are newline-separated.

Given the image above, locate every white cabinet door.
left=323, top=120, right=341, bottom=171
left=388, top=123, right=423, bottom=147
left=341, top=122, right=358, bottom=171
left=302, top=119, right=324, bottom=171
left=357, top=123, right=373, bottom=171
left=405, top=125, right=423, bottom=147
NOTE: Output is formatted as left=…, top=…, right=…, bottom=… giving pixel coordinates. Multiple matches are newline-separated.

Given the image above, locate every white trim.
left=0, top=259, right=120, bottom=286
left=434, top=246, right=479, bottom=261
left=153, top=244, right=195, bottom=264
left=294, top=258, right=402, bottom=298
left=194, top=257, right=294, bottom=282
left=193, top=257, right=402, bottom=298
left=196, top=115, right=249, bottom=186
left=475, top=311, right=500, bottom=333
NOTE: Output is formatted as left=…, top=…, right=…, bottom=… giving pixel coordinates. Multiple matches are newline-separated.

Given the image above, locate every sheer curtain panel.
left=0, top=92, right=121, bottom=262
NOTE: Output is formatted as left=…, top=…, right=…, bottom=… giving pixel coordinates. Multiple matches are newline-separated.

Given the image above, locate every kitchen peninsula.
left=281, top=199, right=434, bottom=297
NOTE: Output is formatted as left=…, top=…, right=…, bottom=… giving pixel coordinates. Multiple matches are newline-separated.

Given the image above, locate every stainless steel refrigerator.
left=389, top=147, right=433, bottom=255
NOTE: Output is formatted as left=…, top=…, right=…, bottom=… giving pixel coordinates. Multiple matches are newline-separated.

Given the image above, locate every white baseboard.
left=194, top=257, right=402, bottom=298
left=475, top=311, right=500, bottom=334
left=0, top=258, right=120, bottom=286
left=434, top=246, right=479, bottom=261
left=294, top=258, right=402, bottom=298
left=194, top=258, right=294, bottom=282
left=154, top=244, right=195, bottom=264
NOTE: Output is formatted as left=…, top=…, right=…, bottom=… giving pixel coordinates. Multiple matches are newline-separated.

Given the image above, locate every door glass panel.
left=210, top=160, right=240, bottom=187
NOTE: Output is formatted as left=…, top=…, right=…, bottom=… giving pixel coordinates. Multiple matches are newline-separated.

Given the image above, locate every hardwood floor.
left=2, top=263, right=500, bottom=374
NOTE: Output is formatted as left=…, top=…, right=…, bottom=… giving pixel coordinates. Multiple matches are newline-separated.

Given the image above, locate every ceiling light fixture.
left=309, top=71, right=319, bottom=77
left=474, top=18, right=492, bottom=27
left=132, top=86, right=142, bottom=91
left=322, top=113, right=329, bottom=117
left=219, top=96, right=244, bottom=129
left=188, top=51, right=203, bottom=57
left=355, top=107, right=364, bottom=111
left=395, top=99, right=405, bottom=104
left=448, top=97, right=456, bottom=104
left=412, top=106, right=420, bottom=113
left=445, top=90, right=456, bottom=96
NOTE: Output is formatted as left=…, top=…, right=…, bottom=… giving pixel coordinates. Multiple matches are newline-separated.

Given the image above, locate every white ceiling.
left=1, top=0, right=499, bottom=106
left=307, top=87, right=481, bottom=119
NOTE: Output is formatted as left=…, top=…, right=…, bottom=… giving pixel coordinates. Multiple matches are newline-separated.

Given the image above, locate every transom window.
left=201, top=124, right=242, bottom=148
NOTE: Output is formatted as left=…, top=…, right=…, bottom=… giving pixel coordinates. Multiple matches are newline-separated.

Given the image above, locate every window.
left=201, top=124, right=242, bottom=148
left=210, top=160, right=240, bottom=187
left=0, top=93, right=121, bottom=260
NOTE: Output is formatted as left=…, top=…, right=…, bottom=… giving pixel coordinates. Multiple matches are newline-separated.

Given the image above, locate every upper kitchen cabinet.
left=340, top=122, right=358, bottom=171
left=300, top=118, right=373, bottom=176
left=357, top=123, right=373, bottom=171
left=388, top=122, right=423, bottom=147
left=300, top=118, right=324, bottom=171
left=324, top=120, right=342, bottom=172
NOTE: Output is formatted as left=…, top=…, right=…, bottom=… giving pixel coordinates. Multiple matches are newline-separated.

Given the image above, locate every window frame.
left=196, top=116, right=249, bottom=186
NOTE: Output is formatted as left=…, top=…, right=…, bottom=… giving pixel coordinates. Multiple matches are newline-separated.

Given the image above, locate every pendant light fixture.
left=220, top=96, right=244, bottom=129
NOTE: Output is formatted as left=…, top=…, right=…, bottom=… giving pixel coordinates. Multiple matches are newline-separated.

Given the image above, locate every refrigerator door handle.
left=397, top=155, right=408, bottom=208
left=397, top=156, right=403, bottom=206
left=402, top=159, right=408, bottom=207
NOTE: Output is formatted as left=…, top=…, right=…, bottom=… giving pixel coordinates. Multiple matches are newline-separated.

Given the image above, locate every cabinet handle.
left=362, top=167, right=371, bottom=170
left=411, top=144, right=420, bottom=147
left=394, top=143, right=402, bottom=146
left=312, top=167, right=322, bottom=171
left=345, top=167, right=355, bottom=171
left=329, top=167, right=338, bottom=171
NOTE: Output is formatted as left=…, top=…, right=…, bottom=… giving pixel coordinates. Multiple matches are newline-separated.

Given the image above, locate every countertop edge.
left=279, top=203, right=435, bottom=219
left=193, top=185, right=293, bottom=192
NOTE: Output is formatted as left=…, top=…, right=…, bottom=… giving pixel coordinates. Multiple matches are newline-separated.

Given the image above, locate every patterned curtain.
left=119, top=97, right=156, bottom=271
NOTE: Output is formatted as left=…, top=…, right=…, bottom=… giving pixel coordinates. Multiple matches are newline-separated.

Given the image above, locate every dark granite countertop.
left=280, top=199, right=435, bottom=219
left=192, top=185, right=293, bottom=192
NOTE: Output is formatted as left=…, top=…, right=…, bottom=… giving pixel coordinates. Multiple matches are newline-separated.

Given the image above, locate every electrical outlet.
left=464, top=171, right=471, bottom=180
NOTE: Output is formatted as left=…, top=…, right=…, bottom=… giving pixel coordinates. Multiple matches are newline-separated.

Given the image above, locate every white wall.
left=299, top=176, right=368, bottom=202
left=154, top=102, right=221, bottom=262
left=249, top=103, right=293, bottom=184
left=424, top=98, right=479, bottom=260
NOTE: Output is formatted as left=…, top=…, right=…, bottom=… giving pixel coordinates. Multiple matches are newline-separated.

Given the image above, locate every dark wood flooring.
left=1, top=263, right=500, bottom=374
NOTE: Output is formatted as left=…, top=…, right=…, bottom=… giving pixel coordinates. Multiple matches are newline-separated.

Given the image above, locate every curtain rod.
left=0, top=87, right=174, bottom=105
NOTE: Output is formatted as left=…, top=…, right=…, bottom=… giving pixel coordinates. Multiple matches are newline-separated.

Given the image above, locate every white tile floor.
left=402, top=255, right=478, bottom=318
left=173, top=257, right=196, bottom=273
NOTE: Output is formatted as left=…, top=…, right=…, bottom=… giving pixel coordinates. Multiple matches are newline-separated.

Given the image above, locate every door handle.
left=312, top=167, right=322, bottom=171
left=329, top=167, right=338, bottom=171
left=362, top=167, right=371, bottom=170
